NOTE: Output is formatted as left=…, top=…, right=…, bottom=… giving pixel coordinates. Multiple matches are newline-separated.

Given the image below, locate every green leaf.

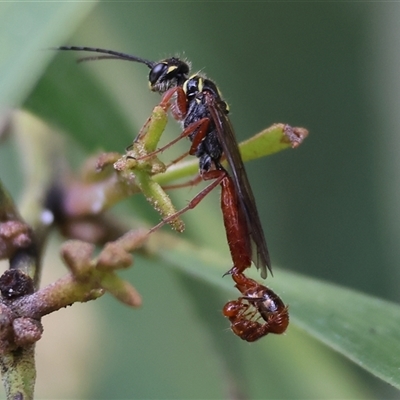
left=0, top=2, right=97, bottom=108
left=155, top=235, right=400, bottom=390
left=24, top=55, right=135, bottom=152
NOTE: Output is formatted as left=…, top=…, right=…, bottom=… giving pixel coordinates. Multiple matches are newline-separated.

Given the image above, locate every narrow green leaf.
left=282, top=269, right=400, bottom=390
left=24, top=56, right=135, bottom=152
left=155, top=236, right=400, bottom=390
left=0, top=2, right=97, bottom=108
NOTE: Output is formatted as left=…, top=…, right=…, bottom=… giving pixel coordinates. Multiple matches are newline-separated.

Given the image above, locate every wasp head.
left=148, top=58, right=190, bottom=93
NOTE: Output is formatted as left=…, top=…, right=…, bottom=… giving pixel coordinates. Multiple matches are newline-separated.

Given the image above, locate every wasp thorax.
left=183, top=76, right=202, bottom=100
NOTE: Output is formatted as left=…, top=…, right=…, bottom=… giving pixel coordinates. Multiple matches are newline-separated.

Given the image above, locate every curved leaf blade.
left=0, top=2, right=97, bottom=108
left=155, top=235, right=400, bottom=390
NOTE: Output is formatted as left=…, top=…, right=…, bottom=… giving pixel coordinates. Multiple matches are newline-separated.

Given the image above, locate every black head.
left=148, top=57, right=190, bottom=94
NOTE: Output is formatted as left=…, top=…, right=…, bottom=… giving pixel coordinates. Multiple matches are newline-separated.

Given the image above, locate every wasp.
left=57, top=46, right=272, bottom=279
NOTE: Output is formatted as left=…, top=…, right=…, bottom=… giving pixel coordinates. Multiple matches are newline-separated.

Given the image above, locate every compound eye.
left=149, top=63, right=167, bottom=85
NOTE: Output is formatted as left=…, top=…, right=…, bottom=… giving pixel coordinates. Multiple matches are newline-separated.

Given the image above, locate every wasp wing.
left=205, top=93, right=271, bottom=278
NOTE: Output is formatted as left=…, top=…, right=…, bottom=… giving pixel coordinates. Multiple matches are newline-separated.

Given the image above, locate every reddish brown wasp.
left=223, top=272, right=289, bottom=342
left=56, top=46, right=272, bottom=279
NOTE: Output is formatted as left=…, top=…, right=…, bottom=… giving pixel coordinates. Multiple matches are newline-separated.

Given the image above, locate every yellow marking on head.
left=167, top=65, right=178, bottom=74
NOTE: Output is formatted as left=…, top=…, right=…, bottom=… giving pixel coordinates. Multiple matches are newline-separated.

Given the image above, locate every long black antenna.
left=55, top=46, right=156, bottom=69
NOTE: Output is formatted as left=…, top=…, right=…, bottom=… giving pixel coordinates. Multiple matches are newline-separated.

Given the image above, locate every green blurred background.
left=1, top=2, right=400, bottom=399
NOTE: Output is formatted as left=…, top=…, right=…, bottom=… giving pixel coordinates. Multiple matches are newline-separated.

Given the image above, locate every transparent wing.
left=205, top=93, right=271, bottom=278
